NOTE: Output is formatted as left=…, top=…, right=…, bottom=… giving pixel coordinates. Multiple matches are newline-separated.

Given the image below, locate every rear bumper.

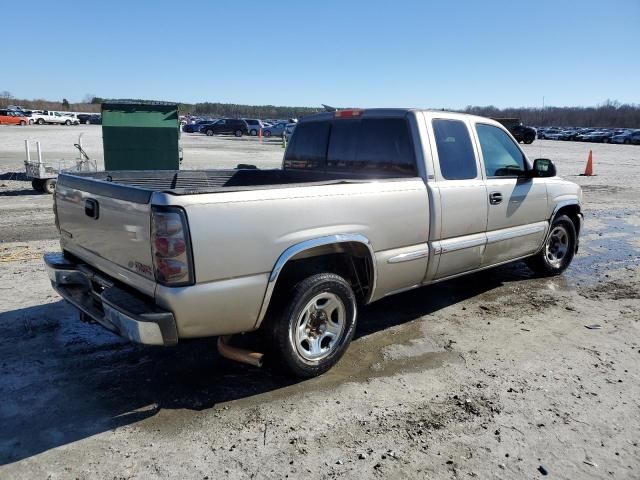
left=44, top=252, right=178, bottom=346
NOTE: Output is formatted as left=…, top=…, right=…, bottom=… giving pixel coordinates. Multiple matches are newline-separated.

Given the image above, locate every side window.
left=476, top=124, right=526, bottom=177
left=432, top=119, right=477, bottom=180
left=283, top=121, right=330, bottom=169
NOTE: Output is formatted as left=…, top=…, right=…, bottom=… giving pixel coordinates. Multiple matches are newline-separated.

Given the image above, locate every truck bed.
left=58, top=169, right=376, bottom=202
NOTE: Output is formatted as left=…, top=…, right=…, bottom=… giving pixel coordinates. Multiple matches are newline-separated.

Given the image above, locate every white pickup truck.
left=45, top=109, right=583, bottom=377
left=30, top=110, right=78, bottom=125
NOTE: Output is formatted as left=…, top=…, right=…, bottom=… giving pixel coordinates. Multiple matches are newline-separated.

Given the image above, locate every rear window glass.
left=432, top=119, right=477, bottom=180
left=286, top=117, right=416, bottom=176
left=283, top=121, right=330, bottom=169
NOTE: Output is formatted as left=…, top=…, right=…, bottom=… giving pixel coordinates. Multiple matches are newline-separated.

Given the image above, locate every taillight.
left=151, top=207, right=194, bottom=286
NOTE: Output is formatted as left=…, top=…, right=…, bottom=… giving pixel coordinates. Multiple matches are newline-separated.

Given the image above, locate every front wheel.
left=624, top=139, right=631, bottom=145
left=264, top=130, right=272, bottom=137
left=65, top=120, right=71, bottom=126
left=205, top=129, right=214, bottom=136
left=37, top=119, right=45, bottom=125
left=270, top=273, right=357, bottom=378
left=234, top=129, right=243, bottom=137
left=19, top=120, right=26, bottom=126
left=526, top=215, right=576, bottom=276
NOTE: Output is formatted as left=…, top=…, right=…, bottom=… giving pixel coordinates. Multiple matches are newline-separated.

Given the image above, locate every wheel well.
left=554, top=204, right=581, bottom=236
left=266, top=242, right=374, bottom=314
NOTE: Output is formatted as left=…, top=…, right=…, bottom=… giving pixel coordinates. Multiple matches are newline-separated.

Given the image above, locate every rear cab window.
left=431, top=119, right=478, bottom=180
left=284, top=115, right=417, bottom=177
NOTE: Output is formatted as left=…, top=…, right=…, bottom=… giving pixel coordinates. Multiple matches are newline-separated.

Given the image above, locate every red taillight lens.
left=153, top=237, right=186, bottom=257
left=151, top=207, right=193, bottom=286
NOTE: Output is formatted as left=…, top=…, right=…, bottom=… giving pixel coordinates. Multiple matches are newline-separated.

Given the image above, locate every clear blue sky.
left=2, top=0, right=638, bottom=108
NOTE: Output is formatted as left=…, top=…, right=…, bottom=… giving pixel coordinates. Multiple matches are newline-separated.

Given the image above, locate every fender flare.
left=255, top=234, right=377, bottom=328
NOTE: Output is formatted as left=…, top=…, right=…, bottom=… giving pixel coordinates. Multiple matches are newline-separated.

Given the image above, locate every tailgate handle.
left=85, top=198, right=99, bottom=219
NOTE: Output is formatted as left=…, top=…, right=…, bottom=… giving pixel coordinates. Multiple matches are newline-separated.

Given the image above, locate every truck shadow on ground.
left=0, top=262, right=532, bottom=465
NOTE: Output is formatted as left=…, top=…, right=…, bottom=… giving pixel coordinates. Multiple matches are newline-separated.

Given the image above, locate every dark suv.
left=202, top=118, right=249, bottom=137
left=508, top=124, right=537, bottom=144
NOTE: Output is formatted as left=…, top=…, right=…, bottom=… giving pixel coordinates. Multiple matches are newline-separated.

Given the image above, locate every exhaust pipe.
left=217, top=335, right=264, bottom=368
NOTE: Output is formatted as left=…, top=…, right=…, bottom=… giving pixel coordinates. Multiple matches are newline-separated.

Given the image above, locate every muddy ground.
left=0, top=125, right=639, bottom=479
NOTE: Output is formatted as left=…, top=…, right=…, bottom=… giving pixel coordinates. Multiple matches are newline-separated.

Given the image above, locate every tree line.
left=461, top=100, right=640, bottom=128
left=1, top=92, right=639, bottom=127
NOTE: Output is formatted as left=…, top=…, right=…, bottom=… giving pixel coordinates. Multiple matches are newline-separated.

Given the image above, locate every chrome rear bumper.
left=44, top=252, right=178, bottom=346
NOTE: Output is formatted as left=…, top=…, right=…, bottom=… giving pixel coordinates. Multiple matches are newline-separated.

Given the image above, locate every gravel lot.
left=1, top=125, right=639, bottom=479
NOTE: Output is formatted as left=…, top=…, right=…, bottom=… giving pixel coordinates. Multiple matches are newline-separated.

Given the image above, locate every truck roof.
left=299, top=108, right=500, bottom=125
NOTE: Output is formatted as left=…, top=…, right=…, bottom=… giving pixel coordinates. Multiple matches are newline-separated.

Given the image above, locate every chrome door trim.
left=256, top=233, right=377, bottom=327
left=486, top=221, right=548, bottom=244
left=387, top=248, right=429, bottom=264
left=433, top=232, right=487, bottom=255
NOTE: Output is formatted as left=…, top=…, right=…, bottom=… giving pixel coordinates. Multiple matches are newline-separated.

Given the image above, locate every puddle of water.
left=571, top=210, right=640, bottom=283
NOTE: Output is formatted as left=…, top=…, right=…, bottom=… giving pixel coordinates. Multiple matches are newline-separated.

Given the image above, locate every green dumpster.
left=102, top=100, right=181, bottom=170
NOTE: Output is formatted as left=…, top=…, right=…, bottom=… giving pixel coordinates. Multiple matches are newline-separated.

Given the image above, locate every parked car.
left=183, top=119, right=215, bottom=133
left=579, top=130, right=614, bottom=143
left=244, top=119, right=266, bottom=136
left=611, top=130, right=640, bottom=144
left=30, top=110, right=76, bottom=125
left=538, top=128, right=561, bottom=139
left=201, top=118, right=249, bottom=137
left=507, top=124, right=536, bottom=144
left=0, top=109, right=28, bottom=125
left=46, top=109, right=582, bottom=378
left=263, top=121, right=289, bottom=137
left=284, top=122, right=296, bottom=142
left=62, top=113, right=81, bottom=125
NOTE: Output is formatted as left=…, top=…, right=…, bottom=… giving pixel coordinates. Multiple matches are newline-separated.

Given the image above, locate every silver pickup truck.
left=45, top=109, right=583, bottom=377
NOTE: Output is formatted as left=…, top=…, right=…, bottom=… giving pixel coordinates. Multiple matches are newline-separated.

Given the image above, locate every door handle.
left=489, top=192, right=503, bottom=205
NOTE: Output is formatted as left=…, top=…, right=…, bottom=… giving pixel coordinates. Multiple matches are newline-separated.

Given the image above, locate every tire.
left=624, top=139, right=631, bottom=145
left=602, top=138, right=609, bottom=144
left=37, top=118, right=44, bottom=125
left=269, top=273, right=357, bottom=378
left=64, top=120, right=71, bottom=126
left=234, top=129, right=243, bottom=137
left=250, top=129, right=257, bottom=136
left=44, top=179, right=56, bottom=194
left=205, top=129, right=214, bottom=136
left=19, top=120, right=26, bottom=126
left=85, top=120, right=91, bottom=125
left=524, top=137, right=534, bottom=144
left=264, top=130, right=272, bottom=137
left=29, top=119, right=34, bottom=125
left=525, top=215, right=576, bottom=276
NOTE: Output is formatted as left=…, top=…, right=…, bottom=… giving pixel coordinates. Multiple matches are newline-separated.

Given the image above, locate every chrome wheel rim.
left=545, top=225, right=569, bottom=268
left=292, top=292, right=346, bottom=362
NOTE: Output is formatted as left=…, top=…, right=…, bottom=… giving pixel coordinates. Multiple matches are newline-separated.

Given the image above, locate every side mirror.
left=532, top=158, right=556, bottom=178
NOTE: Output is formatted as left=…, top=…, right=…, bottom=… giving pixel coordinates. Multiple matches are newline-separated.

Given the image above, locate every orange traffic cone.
left=581, top=150, right=594, bottom=176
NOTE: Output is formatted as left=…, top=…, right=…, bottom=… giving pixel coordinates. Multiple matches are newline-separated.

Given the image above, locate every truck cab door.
left=472, top=122, right=549, bottom=266
left=427, top=116, right=488, bottom=280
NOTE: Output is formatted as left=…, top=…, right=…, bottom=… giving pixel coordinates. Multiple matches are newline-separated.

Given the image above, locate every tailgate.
left=55, top=174, right=156, bottom=288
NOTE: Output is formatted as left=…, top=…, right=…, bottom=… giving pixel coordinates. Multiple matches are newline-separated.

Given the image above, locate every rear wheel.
left=29, top=119, right=34, bottom=125
left=234, top=129, right=243, bottom=137
left=264, top=130, right=272, bottom=137
left=19, top=120, right=26, bottom=126
left=624, top=139, right=631, bottom=145
left=85, top=120, right=91, bottom=125
left=65, top=120, right=71, bottom=126
left=44, top=179, right=56, bottom=194
left=37, top=118, right=44, bottom=125
left=269, top=273, right=357, bottom=378
left=524, top=136, right=534, bottom=144
left=205, top=129, right=214, bottom=136
left=602, top=137, right=609, bottom=144
left=526, top=215, right=576, bottom=276
left=250, top=129, right=257, bottom=136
